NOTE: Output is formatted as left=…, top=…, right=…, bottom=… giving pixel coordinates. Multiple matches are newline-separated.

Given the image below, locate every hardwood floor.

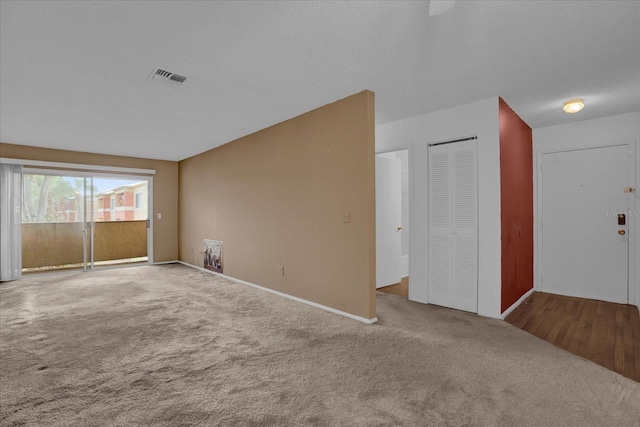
left=505, top=292, right=640, bottom=383
left=378, top=281, right=639, bottom=382
left=378, top=276, right=409, bottom=298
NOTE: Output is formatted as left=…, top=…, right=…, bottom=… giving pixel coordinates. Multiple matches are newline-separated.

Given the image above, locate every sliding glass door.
left=22, top=173, right=88, bottom=272
left=91, top=177, right=149, bottom=269
left=21, top=173, right=149, bottom=273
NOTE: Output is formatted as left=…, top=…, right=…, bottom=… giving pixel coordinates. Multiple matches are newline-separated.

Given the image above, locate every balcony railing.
left=22, top=220, right=147, bottom=270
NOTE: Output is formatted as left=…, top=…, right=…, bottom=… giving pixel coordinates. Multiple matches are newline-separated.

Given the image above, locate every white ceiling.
left=1, top=1, right=639, bottom=161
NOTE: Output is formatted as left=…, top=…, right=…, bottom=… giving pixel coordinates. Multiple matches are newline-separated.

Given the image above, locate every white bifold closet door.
left=428, top=139, right=478, bottom=313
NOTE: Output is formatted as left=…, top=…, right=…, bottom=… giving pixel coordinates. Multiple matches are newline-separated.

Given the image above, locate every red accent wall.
left=499, top=98, right=534, bottom=313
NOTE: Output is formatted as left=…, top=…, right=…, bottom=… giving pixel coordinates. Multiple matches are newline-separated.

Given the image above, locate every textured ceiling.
left=1, top=1, right=639, bottom=161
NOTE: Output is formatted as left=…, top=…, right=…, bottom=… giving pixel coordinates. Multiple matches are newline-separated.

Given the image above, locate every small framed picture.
left=204, top=239, right=223, bottom=273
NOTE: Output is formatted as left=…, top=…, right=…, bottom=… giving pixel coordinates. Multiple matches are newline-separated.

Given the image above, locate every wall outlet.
left=279, top=266, right=285, bottom=276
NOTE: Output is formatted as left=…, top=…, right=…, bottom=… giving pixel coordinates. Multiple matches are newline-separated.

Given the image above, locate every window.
left=135, top=192, right=142, bottom=209
left=110, top=197, right=115, bottom=211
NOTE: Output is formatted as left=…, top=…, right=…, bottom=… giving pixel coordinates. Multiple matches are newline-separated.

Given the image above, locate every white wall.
left=376, top=97, right=502, bottom=318
left=533, top=112, right=640, bottom=311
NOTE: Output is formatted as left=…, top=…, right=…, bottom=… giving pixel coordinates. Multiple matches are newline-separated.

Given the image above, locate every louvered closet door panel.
left=428, top=146, right=452, bottom=307
left=428, top=140, right=478, bottom=313
left=451, top=142, right=478, bottom=313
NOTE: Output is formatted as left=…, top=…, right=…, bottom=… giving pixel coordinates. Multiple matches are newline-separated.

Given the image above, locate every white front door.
left=541, top=144, right=631, bottom=303
left=376, top=156, right=403, bottom=288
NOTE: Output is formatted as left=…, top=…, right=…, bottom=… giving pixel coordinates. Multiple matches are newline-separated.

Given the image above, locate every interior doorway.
left=376, top=149, right=410, bottom=297
left=21, top=172, right=151, bottom=273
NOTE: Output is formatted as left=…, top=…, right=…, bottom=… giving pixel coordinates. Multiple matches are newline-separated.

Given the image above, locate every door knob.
left=624, top=187, right=636, bottom=193
left=618, top=229, right=626, bottom=235
left=397, top=225, right=404, bottom=231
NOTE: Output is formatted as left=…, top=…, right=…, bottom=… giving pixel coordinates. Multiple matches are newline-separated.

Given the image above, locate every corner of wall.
left=177, top=91, right=376, bottom=320
left=498, top=99, right=534, bottom=313
left=389, top=97, right=503, bottom=318
left=365, top=90, right=377, bottom=320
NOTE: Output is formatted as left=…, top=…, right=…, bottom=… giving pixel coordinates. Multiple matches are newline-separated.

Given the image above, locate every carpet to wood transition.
left=505, top=291, right=640, bottom=383
left=1, top=265, right=638, bottom=426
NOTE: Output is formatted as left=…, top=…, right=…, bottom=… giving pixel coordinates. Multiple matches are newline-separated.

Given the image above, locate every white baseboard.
left=501, top=288, right=535, bottom=320
left=152, top=260, right=180, bottom=265
left=478, top=311, right=502, bottom=320
left=177, top=261, right=378, bottom=324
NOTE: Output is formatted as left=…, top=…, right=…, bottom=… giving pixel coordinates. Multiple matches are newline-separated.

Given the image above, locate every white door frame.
left=534, top=139, right=637, bottom=305
left=375, top=155, right=403, bottom=288
left=376, top=149, right=410, bottom=290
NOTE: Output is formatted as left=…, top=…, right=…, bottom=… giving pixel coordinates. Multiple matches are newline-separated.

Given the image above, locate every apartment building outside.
left=94, top=181, right=148, bottom=222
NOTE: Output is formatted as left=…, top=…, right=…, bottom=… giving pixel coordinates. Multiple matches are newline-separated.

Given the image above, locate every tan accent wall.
left=0, top=143, right=178, bottom=262
left=179, top=91, right=377, bottom=320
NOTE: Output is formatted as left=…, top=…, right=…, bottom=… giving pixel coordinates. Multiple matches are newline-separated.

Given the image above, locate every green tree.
left=22, top=175, right=83, bottom=223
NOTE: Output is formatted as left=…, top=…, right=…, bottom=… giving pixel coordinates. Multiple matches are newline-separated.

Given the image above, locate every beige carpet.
left=1, top=264, right=639, bottom=427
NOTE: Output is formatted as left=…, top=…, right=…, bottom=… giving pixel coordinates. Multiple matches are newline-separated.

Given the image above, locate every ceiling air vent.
left=149, top=67, right=187, bottom=85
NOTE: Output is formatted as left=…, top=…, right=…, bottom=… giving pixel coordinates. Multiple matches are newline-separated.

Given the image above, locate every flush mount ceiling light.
left=563, top=99, right=584, bottom=113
